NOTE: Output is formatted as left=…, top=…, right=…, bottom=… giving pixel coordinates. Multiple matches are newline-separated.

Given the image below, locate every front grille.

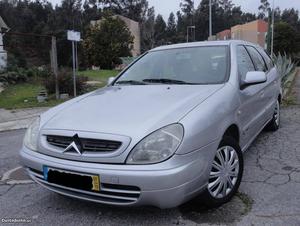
left=27, top=168, right=141, bottom=205
left=46, top=135, right=122, bottom=153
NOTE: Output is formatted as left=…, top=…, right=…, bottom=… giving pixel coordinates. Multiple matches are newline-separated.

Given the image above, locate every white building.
left=0, top=16, right=9, bottom=71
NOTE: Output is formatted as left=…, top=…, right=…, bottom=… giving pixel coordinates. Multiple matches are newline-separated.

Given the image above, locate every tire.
left=197, top=136, right=244, bottom=208
left=266, top=100, right=280, bottom=131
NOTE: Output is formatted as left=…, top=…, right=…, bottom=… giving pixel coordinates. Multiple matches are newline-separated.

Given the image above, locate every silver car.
left=20, top=40, right=281, bottom=209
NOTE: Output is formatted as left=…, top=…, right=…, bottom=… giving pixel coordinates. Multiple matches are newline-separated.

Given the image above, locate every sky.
left=50, top=0, right=300, bottom=19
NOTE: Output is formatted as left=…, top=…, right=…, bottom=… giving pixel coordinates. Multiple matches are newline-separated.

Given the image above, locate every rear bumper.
left=20, top=141, right=218, bottom=209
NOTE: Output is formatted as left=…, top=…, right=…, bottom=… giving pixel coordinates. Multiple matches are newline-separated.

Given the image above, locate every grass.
left=0, top=69, right=119, bottom=110
left=0, top=83, right=64, bottom=109
left=79, top=69, right=119, bottom=83
left=236, top=192, right=253, bottom=215
left=283, top=95, right=297, bottom=106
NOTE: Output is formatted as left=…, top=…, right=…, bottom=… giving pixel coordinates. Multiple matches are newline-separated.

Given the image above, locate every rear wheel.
left=199, top=136, right=243, bottom=208
left=266, top=100, right=280, bottom=131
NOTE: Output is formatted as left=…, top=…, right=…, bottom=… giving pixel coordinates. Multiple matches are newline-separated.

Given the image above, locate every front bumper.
left=20, top=141, right=218, bottom=209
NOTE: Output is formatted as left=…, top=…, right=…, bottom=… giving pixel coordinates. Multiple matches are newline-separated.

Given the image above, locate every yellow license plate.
left=91, top=175, right=100, bottom=191
left=44, top=166, right=100, bottom=192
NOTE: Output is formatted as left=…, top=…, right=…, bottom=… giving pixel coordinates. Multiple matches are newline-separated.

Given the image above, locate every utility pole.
left=67, top=30, right=80, bottom=97
left=209, top=0, right=212, bottom=38
left=192, top=0, right=196, bottom=41
left=75, top=42, right=79, bottom=73
left=51, top=36, right=59, bottom=100
left=187, top=0, right=196, bottom=43
left=72, top=41, right=76, bottom=97
left=271, top=0, right=275, bottom=56
left=187, top=26, right=189, bottom=42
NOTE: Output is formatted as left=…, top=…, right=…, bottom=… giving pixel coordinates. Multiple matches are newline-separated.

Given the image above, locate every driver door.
left=236, top=45, right=266, bottom=149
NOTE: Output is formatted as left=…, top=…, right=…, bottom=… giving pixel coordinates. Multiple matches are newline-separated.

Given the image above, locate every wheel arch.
left=278, top=94, right=282, bottom=104
left=222, top=124, right=240, bottom=144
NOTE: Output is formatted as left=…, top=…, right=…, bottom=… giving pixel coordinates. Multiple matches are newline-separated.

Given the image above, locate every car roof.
left=150, top=40, right=260, bottom=52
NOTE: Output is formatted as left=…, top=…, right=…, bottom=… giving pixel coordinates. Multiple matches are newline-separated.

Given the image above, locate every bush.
left=43, top=68, right=88, bottom=96
left=0, top=70, right=28, bottom=84
left=273, top=53, right=297, bottom=84
left=26, top=66, right=51, bottom=79
left=0, top=66, right=51, bottom=84
left=7, top=52, right=27, bottom=70
left=82, top=16, right=133, bottom=69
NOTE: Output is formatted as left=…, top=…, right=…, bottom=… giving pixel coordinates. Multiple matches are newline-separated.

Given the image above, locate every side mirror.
left=241, top=71, right=267, bottom=88
left=107, top=77, right=115, bottom=85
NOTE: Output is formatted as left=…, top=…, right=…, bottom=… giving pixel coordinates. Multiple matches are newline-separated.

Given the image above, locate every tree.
left=101, top=0, right=149, bottom=22
left=266, top=7, right=280, bottom=54
left=195, top=0, right=212, bottom=41
left=166, top=12, right=177, bottom=44
left=273, top=22, right=300, bottom=55
left=281, top=8, right=300, bottom=31
left=180, top=0, right=195, bottom=40
left=1, top=0, right=299, bottom=68
left=219, top=0, right=233, bottom=12
left=51, top=0, right=85, bottom=67
left=258, top=0, right=270, bottom=19
left=229, top=6, right=244, bottom=25
left=83, top=16, right=134, bottom=69
left=176, top=11, right=186, bottom=42
left=83, top=0, right=102, bottom=25
left=101, top=0, right=150, bottom=53
left=180, top=0, right=194, bottom=19
left=154, top=14, right=166, bottom=46
left=266, top=8, right=272, bottom=54
left=141, top=6, right=155, bottom=51
left=0, top=0, right=54, bottom=67
left=241, top=12, right=257, bottom=23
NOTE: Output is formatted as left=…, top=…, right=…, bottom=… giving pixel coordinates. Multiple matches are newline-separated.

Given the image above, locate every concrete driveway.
left=0, top=107, right=49, bottom=132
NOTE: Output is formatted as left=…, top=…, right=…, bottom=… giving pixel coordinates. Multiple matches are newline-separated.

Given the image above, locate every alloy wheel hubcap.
left=208, top=146, right=239, bottom=199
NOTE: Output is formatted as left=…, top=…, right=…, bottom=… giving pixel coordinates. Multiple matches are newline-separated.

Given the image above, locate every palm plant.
left=272, top=53, right=297, bottom=84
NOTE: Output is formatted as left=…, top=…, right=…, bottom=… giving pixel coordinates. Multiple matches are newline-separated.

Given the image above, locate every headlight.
left=23, top=117, right=40, bottom=151
left=126, top=124, right=184, bottom=164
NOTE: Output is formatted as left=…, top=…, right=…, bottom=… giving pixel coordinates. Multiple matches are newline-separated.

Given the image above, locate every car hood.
left=42, top=85, right=224, bottom=139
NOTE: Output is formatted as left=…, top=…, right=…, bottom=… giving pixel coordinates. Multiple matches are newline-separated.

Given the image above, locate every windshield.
left=115, top=46, right=229, bottom=85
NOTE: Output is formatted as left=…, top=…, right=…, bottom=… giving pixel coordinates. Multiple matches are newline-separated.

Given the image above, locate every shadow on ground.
left=179, top=192, right=253, bottom=225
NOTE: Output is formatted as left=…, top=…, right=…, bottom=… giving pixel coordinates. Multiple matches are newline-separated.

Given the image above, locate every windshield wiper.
left=115, top=80, right=147, bottom=85
left=143, top=78, right=193, bottom=85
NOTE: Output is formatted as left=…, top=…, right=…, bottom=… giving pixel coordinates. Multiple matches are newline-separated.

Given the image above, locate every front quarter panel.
left=177, top=83, right=240, bottom=155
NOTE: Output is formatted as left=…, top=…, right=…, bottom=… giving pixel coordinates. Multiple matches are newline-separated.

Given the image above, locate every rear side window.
left=237, top=45, right=255, bottom=79
left=258, top=49, right=274, bottom=70
left=246, top=46, right=267, bottom=72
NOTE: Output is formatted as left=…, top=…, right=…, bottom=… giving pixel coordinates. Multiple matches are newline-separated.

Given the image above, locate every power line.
left=209, top=0, right=212, bottom=38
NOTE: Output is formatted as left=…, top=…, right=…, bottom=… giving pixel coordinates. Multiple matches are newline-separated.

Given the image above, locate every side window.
left=246, top=46, right=267, bottom=72
left=237, top=45, right=255, bottom=79
left=258, top=49, right=274, bottom=70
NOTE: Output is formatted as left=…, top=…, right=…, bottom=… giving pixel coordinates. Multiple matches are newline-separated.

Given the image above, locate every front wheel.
left=199, top=136, right=244, bottom=208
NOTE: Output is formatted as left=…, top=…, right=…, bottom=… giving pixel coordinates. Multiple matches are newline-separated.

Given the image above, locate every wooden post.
left=51, top=36, right=59, bottom=99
